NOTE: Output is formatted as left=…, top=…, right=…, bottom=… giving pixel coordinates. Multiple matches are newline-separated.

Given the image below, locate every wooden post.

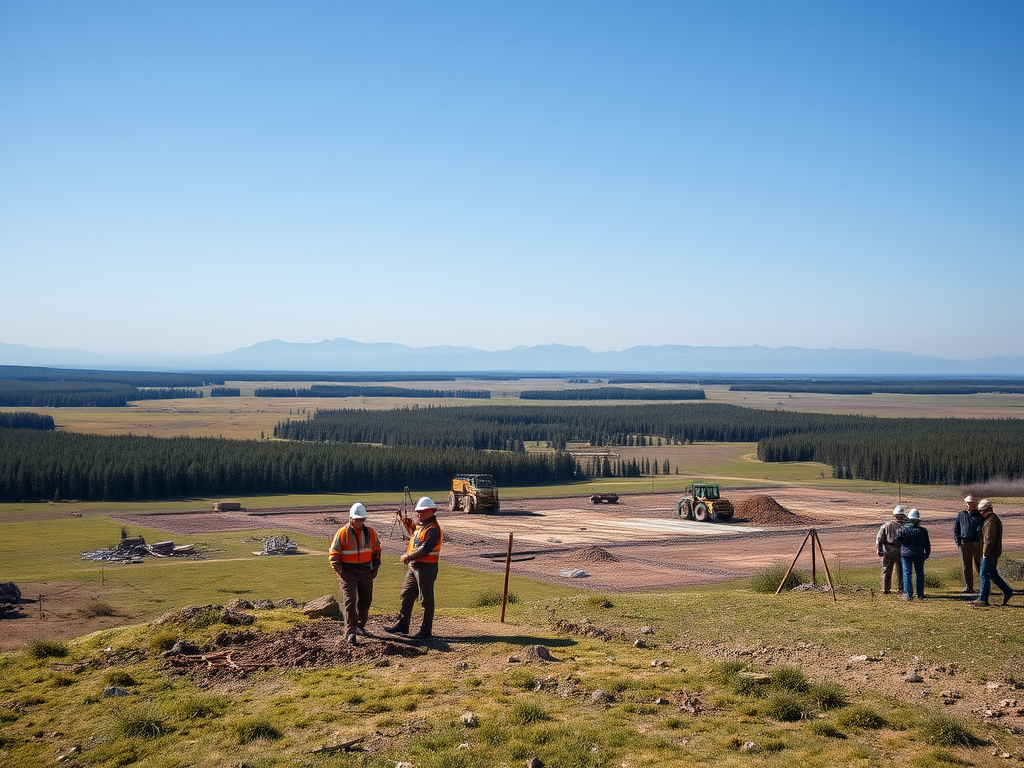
left=500, top=533, right=514, bottom=623
left=812, top=530, right=838, bottom=602
left=39, top=594, right=43, bottom=620
left=811, top=532, right=817, bottom=585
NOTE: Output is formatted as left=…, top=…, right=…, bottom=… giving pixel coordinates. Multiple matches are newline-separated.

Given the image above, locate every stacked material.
left=565, top=546, right=620, bottom=564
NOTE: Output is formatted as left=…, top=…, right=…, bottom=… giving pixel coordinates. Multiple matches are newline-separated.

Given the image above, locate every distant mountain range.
left=2, top=338, right=1023, bottom=376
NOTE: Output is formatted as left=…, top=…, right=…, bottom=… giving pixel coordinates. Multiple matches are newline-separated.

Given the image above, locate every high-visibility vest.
left=329, top=524, right=381, bottom=568
left=406, top=519, right=443, bottom=564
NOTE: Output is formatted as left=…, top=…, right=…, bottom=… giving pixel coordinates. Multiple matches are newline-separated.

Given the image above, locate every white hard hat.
left=964, top=494, right=975, bottom=503
left=907, top=509, right=920, bottom=520
left=978, top=499, right=993, bottom=511
left=349, top=502, right=367, bottom=519
left=892, top=505, right=905, bottom=517
left=415, top=496, right=437, bottom=512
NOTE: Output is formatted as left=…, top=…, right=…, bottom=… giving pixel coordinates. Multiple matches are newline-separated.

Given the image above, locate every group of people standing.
left=327, top=496, right=443, bottom=645
left=876, top=494, right=1014, bottom=606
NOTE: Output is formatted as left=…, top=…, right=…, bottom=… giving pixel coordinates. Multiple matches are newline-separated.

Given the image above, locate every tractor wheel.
left=678, top=499, right=693, bottom=519
left=693, top=502, right=709, bottom=522
left=448, top=492, right=459, bottom=512
left=465, top=496, right=476, bottom=514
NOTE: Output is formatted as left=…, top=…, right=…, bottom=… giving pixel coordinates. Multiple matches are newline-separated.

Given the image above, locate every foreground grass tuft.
left=918, top=713, right=981, bottom=747
left=113, top=703, right=171, bottom=738
left=81, top=599, right=117, bottom=617
left=834, top=705, right=887, bottom=730
left=27, top=638, right=69, bottom=659
left=234, top=719, right=283, bottom=743
left=104, top=669, right=137, bottom=687
left=508, top=701, right=550, bottom=725
left=750, top=564, right=808, bottom=593
left=470, top=589, right=519, bottom=608
left=808, top=681, right=848, bottom=710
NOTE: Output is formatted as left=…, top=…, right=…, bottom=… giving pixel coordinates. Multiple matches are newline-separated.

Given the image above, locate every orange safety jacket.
left=405, top=518, right=443, bottom=564
left=329, top=524, right=382, bottom=572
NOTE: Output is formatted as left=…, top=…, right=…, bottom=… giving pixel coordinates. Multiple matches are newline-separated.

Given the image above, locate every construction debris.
left=81, top=530, right=204, bottom=563
left=254, top=535, right=299, bottom=555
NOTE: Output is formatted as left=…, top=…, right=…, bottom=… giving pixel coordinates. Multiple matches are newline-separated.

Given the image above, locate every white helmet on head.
left=892, top=505, right=905, bottom=517
left=349, top=502, right=367, bottom=519
left=415, top=496, right=437, bottom=512
left=964, top=494, right=975, bottom=503
left=978, top=499, right=993, bottom=511
left=907, top=508, right=920, bottom=520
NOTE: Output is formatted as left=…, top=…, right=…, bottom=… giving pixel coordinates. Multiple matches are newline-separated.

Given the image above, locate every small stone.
left=169, top=640, right=201, bottom=655
left=103, top=686, right=130, bottom=697
left=655, top=697, right=670, bottom=705
left=253, top=599, right=276, bottom=610
left=740, top=741, right=760, bottom=753
left=524, top=645, right=554, bottom=661
left=454, top=661, right=469, bottom=671
left=987, top=682, right=1002, bottom=690
left=526, top=759, right=544, bottom=768
left=634, top=640, right=647, bottom=649
left=904, top=670, right=924, bottom=683
left=640, top=626, right=655, bottom=635
left=460, top=712, right=479, bottom=727
left=273, top=597, right=299, bottom=608
left=590, top=689, right=609, bottom=704
left=396, top=763, right=413, bottom=768
left=1000, top=699, right=1018, bottom=708
left=507, top=656, right=521, bottom=663
left=848, top=654, right=869, bottom=663
left=457, top=743, right=470, bottom=749
left=650, top=659, right=667, bottom=668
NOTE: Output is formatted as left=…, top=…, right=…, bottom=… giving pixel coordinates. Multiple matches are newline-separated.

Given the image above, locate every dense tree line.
left=0, top=429, right=575, bottom=502
left=520, top=387, right=704, bottom=401
left=0, top=381, right=201, bottom=407
left=211, top=387, right=241, bottom=397
left=758, top=418, right=1024, bottom=484
left=0, top=365, right=216, bottom=387
left=275, top=404, right=1024, bottom=484
left=0, top=412, right=54, bottom=430
left=255, top=385, right=490, bottom=399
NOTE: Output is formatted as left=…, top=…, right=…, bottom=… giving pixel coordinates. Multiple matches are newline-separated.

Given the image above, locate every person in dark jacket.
left=385, top=496, right=443, bottom=640
left=953, top=494, right=982, bottom=593
left=895, top=508, right=931, bottom=600
left=969, top=499, right=1014, bottom=607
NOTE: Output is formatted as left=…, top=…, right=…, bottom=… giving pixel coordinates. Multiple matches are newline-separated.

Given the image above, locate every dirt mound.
left=565, top=546, right=620, bottom=564
left=163, top=619, right=422, bottom=679
left=733, top=495, right=802, bottom=525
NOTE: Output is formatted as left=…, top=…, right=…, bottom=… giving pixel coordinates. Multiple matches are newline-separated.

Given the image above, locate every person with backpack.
left=895, top=508, right=931, bottom=600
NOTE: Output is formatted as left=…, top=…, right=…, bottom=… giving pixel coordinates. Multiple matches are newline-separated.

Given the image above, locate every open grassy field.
left=5, top=379, right=1023, bottom=440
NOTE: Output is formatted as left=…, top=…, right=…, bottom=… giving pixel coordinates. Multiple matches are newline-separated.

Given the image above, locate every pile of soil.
left=163, top=619, right=422, bottom=679
left=733, top=495, right=803, bottom=525
left=565, top=546, right=620, bottom=564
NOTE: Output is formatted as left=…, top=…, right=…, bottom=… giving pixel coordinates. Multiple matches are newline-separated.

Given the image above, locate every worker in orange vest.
left=384, top=496, right=443, bottom=640
left=328, top=502, right=381, bottom=644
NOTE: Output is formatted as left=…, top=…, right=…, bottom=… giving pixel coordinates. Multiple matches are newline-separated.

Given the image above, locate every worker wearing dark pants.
left=954, top=494, right=982, bottom=593
left=328, top=503, right=381, bottom=644
left=385, top=496, right=443, bottom=640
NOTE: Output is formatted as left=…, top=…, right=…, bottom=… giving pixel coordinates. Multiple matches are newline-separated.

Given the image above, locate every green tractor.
left=677, top=483, right=734, bottom=523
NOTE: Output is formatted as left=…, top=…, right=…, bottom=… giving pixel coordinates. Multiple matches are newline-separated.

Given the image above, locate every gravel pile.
left=733, top=495, right=803, bottom=525
left=565, top=546, right=620, bottom=564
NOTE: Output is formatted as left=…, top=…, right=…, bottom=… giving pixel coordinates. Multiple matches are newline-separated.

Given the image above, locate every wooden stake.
left=500, top=533, right=514, bottom=623
left=811, top=532, right=817, bottom=585
left=775, top=529, right=812, bottom=595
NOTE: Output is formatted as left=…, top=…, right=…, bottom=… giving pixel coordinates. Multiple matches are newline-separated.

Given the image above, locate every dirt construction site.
left=114, top=487, right=1024, bottom=591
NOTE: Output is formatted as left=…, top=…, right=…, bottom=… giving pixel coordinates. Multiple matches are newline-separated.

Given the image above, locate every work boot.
left=1002, top=593, right=1013, bottom=606
left=411, top=629, right=432, bottom=640
left=383, top=622, right=409, bottom=635
left=969, top=600, right=989, bottom=607
left=355, top=626, right=370, bottom=637
left=347, top=633, right=358, bottom=645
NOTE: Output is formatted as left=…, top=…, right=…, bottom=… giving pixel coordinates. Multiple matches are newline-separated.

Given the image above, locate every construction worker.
left=953, top=494, right=983, bottom=593
left=970, top=499, right=1014, bottom=607
left=385, top=496, right=443, bottom=640
left=328, top=502, right=382, bottom=645
left=895, top=509, right=931, bottom=600
left=876, top=505, right=907, bottom=594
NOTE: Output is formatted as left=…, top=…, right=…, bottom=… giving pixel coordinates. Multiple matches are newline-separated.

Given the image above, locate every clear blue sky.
left=1, top=1, right=1021, bottom=359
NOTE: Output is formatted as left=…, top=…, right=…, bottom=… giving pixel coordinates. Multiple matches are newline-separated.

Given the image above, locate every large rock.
left=303, top=595, right=341, bottom=619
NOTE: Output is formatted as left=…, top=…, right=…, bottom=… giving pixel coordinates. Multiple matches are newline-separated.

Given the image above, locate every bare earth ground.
left=110, top=487, right=1024, bottom=591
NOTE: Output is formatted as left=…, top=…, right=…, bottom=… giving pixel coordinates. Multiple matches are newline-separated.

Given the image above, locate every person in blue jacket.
left=895, top=508, right=931, bottom=600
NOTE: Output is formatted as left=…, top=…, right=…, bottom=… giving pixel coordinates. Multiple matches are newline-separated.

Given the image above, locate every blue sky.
left=1, top=1, right=1021, bottom=360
